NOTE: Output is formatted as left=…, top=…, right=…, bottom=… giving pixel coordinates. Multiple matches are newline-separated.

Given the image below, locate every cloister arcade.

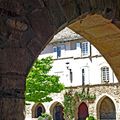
left=0, top=0, right=120, bottom=119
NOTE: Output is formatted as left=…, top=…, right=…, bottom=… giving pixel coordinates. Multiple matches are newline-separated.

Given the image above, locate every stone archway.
left=78, top=102, right=89, bottom=120
left=50, top=102, right=64, bottom=120
left=0, top=0, right=120, bottom=120
left=32, top=103, right=45, bottom=118
left=97, top=96, right=116, bottom=120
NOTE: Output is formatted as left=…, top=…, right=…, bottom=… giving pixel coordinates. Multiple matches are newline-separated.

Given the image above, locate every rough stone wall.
left=26, top=83, right=120, bottom=120
left=1, top=0, right=120, bottom=119
left=75, top=83, right=120, bottom=120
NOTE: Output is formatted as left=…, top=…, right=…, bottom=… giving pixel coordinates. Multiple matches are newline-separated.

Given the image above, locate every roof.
left=50, top=27, right=82, bottom=43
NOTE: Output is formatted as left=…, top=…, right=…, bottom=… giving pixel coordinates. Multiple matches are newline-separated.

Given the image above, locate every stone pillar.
left=0, top=74, right=25, bottom=120
left=0, top=48, right=34, bottom=120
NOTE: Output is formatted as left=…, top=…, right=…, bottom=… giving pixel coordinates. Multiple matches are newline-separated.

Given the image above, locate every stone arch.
left=78, top=102, right=89, bottom=120
left=0, top=4, right=120, bottom=79
left=96, top=95, right=116, bottom=120
left=69, top=14, right=120, bottom=81
left=1, top=0, right=120, bottom=120
left=95, top=93, right=117, bottom=111
left=9, top=0, right=120, bottom=81
left=32, top=103, right=45, bottom=118
left=50, top=102, right=64, bottom=120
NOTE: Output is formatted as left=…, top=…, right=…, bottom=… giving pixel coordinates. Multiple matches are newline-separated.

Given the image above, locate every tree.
left=25, top=56, right=64, bottom=102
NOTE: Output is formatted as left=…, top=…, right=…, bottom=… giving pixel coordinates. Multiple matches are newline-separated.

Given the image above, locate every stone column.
left=0, top=48, right=34, bottom=120
left=0, top=74, right=25, bottom=120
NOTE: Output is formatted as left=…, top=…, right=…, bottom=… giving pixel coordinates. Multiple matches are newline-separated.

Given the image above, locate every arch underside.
left=69, top=14, right=120, bottom=82
left=0, top=0, right=120, bottom=120
left=0, top=0, right=119, bottom=80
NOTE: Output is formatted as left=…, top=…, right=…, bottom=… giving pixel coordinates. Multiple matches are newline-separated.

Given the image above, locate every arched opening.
left=97, top=96, right=116, bottom=120
left=32, top=103, right=45, bottom=118
left=50, top=102, right=64, bottom=120
left=1, top=1, right=120, bottom=120
left=53, top=103, right=64, bottom=120
left=78, top=102, right=89, bottom=120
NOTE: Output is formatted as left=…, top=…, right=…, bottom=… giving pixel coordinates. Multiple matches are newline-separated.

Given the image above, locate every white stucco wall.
left=39, top=38, right=118, bottom=87
left=25, top=28, right=119, bottom=120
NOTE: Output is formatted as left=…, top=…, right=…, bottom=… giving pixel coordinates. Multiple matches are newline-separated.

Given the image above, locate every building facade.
left=26, top=28, right=120, bottom=120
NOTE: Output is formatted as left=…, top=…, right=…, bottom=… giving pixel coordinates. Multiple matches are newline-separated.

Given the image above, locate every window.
left=76, top=42, right=81, bottom=49
left=53, top=46, right=61, bottom=57
left=82, top=68, right=85, bottom=86
left=53, top=46, right=57, bottom=52
left=53, top=45, right=65, bottom=58
left=60, top=44, right=65, bottom=50
left=81, top=67, right=89, bottom=85
left=32, top=104, right=45, bottom=118
left=57, top=46, right=61, bottom=57
left=101, top=66, right=109, bottom=82
left=81, top=42, right=90, bottom=56
left=53, top=103, right=64, bottom=120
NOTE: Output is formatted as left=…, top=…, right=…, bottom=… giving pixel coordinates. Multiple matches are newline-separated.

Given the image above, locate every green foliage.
left=38, top=113, right=52, bottom=120
left=63, top=90, right=96, bottom=119
left=63, top=90, right=76, bottom=120
left=86, top=115, right=96, bottom=120
left=74, top=92, right=96, bottom=101
left=26, top=56, right=64, bottom=102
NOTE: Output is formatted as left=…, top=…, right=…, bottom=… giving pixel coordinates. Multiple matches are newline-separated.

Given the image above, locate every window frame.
left=101, top=66, right=110, bottom=83
left=53, top=44, right=65, bottom=58
left=81, top=42, right=90, bottom=57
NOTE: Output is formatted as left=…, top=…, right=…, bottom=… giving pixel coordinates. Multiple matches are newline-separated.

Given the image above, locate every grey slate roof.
left=50, top=27, right=82, bottom=43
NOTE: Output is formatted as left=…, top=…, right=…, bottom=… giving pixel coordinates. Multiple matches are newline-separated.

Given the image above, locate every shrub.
left=86, top=115, right=96, bottom=120
left=38, top=113, right=52, bottom=120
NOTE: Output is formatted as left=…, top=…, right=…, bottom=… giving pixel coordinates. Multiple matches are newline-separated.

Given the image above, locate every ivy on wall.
left=63, top=89, right=96, bottom=119
left=63, top=90, right=76, bottom=120
left=74, top=91, right=96, bottom=102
